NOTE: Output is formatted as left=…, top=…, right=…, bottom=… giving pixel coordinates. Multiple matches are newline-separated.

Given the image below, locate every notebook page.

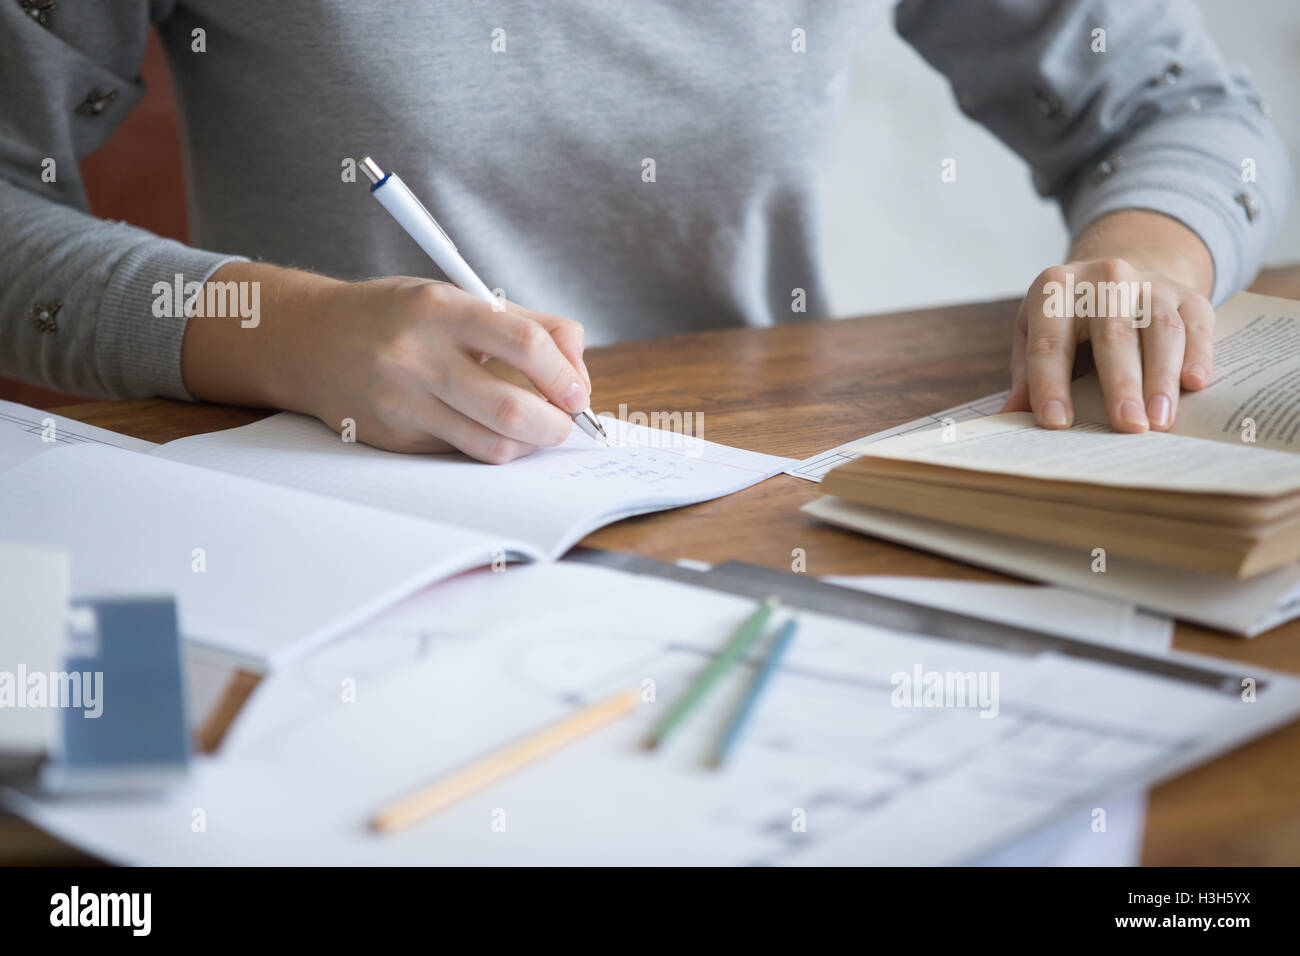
left=0, top=443, right=513, bottom=664
left=153, top=413, right=793, bottom=558
left=0, top=398, right=154, bottom=474
left=1071, top=291, right=1300, bottom=452
left=850, top=411, right=1300, bottom=496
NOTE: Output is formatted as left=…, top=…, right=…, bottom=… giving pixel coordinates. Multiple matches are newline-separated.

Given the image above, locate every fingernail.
left=1041, top=399, right=1068, bottom=427
left=560, top=381, right=588, bottom=414
left=1120, top=399, right=1148, bottom=429
left=1147, top=393, right=1171, bottom=428
left=1186, top=363, right=1207, bottom=386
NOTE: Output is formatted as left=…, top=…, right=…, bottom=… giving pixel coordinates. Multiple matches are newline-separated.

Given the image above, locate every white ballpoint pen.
left=359, top=156, right=608, bottom=446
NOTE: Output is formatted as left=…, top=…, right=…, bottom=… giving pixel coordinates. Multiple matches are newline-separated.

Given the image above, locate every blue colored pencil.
left=709, top=618, right=799, bottom=766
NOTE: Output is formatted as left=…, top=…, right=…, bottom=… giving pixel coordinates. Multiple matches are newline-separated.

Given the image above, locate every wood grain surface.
left=12, top=270, right=1300, bottom=866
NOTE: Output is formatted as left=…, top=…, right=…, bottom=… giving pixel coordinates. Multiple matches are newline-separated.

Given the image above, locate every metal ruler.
left=564, top=548, right=1251, bottom=695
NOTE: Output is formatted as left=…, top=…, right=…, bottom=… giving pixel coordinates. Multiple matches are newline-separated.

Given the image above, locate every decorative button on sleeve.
left=1155, top=62, right=1182, bottom=85
left=74, top=89, right=118, bottom=116
left=1235, top=192, right=1260, bottom=223
left=1090, top=156, right=1126, bottom=184
left=19, top=0, right=55, bottom=28
left=1034, top=87, right=1066, bottom=119
left=28, top=301, right=61, bottom=335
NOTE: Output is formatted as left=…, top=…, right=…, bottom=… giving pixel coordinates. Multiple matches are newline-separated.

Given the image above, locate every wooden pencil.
left=371, top=687, right=641, bottom=833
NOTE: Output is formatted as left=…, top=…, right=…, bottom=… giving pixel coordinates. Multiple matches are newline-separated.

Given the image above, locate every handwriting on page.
left=553, top=449, right=701, bottom=485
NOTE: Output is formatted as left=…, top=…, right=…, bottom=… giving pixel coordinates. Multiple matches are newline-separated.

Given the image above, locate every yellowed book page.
left=1071, top=292, right=1300, bottom=451
left=848, top=411, right=1300, bottom=496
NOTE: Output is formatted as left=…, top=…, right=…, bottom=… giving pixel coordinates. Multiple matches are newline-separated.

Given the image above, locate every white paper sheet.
left=0, top=544, right=70, bottom=767
left=971, top=790, right=1148, bottom=867
left=787, top=390, right=1008, bottom=481
left=0, top=444, right=509, bottom=664
left=821, top=582, right=1162, bottom=867
left=675, top=561, right=1174, bottom=653
left=0, top=399, right=154, bottom=474
left=172, top=569, right=1173, bottom=756
left=154, top=412, right=794, bottom=559
left=0, top=404, right=789, bottom=662
left=804, top=497, right=1300, bottom=636
left=11, top=562, right=1297, bottom=866
left=823, top=575, right=1173, bottom=653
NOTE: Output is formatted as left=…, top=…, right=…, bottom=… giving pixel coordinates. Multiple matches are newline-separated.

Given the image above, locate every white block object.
left=0, top=543, right=70, bottom=774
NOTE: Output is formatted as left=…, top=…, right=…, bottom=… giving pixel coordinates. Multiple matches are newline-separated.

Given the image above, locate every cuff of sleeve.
left=1067, top=168, right=1250, bottom=307
left=95, top=242, right=248, bottom=400
left=1063, top=108, right=1288, bottom=307
left=1061, top=89, right=1294, bottom=307
left=1071, top=178, right=1242, bottom=300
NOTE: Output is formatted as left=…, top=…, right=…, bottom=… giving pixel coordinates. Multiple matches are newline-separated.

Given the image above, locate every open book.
left=815, top=293, right=1300, bottom=580
left=0, top=412, right=790, bottom=663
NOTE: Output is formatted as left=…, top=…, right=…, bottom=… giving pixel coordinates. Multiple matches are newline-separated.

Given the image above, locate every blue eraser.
left=41, top=597, right=191, bottom=794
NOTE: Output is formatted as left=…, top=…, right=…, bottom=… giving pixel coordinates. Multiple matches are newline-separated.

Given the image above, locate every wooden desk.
left=14, top=274, right=1300, bottom=866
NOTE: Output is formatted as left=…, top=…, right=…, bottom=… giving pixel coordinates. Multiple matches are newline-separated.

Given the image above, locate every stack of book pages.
left=806, top=293, right=1300, bottom=636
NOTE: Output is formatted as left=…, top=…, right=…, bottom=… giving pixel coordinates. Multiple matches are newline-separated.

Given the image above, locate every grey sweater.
left=0, top=0, right=1289, bottom=401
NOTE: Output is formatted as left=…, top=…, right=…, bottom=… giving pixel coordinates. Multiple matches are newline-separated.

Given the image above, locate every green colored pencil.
left=644, top=596, right=779, bottom=749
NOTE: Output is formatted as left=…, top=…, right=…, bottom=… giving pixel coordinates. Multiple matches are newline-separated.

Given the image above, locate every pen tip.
left=579, top=409, right=609, bottom=446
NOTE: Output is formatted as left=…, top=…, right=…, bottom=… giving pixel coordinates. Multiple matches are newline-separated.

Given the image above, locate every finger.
left=1178, top=293, right=1215, bottom=391
left=1000, top=382, right=1031, bottom=414
left=1139, top=294, right=1187, bottom=431
left=1001, top=310, right=1032, bottom=413
left=433, top=352, right=574, bottom=447
left=1024, top=271, right=1078, bottom=428
left=412, top=394, right=538, bottom=465
left=1089, top=309, right=1148, bottom=433
left=454, top=303, right=591, bottom=414
left=527, top=309, right=592, bottom=394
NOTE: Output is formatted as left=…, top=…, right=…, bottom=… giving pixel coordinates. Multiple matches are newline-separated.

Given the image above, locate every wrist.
left=180, top=261, right=347, bottom=411
left=1068, top=209, right=1215, bottom=297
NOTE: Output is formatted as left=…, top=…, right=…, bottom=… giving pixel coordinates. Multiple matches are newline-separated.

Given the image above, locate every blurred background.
left=823, top=0, right=1300, bottom=315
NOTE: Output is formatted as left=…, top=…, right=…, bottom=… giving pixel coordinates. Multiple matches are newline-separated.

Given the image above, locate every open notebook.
left=0, top=413, right=790, bottom=663
left=150, top=413, right=788, bottom=557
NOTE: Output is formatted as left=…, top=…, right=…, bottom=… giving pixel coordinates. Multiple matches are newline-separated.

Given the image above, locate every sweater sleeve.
left=895, top=0, right=1292, bottom=304
left=0, top=0, right=242, bottom=399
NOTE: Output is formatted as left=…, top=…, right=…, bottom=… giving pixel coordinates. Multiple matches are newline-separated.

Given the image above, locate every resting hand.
left=1001, top=210, right=1217, bottom=433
